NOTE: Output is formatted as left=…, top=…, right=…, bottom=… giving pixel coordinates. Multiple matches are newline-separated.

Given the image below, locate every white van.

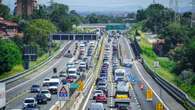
left=47, top=78, right=60, bottom=94
left=67, top=68, right=78, bottom=78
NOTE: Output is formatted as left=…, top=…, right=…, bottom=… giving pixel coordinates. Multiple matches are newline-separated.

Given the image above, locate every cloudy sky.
left=3, top=0, right=192, bottom=12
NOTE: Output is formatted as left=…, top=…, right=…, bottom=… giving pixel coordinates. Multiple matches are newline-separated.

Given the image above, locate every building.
left=15, top=0, right=37, bottom=16
left=0, top=17, right=21, bottom=37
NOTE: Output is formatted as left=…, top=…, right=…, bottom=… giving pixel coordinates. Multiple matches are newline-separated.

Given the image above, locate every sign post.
left=76, top=80, right=84, bottom=92
left=146, top=88, right=153, bottom=101
left=58, top=85, right=69, bottom=110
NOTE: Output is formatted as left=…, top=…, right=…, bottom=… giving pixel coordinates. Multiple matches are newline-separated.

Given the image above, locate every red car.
left=95, top=94, right=107, bottom=103
left=66, top=76, right=74, bottom=83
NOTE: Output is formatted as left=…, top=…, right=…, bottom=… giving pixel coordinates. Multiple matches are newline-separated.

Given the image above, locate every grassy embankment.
left=129, top=24, right=195, bottom=101
left=0, top=42, right=61, bottom=80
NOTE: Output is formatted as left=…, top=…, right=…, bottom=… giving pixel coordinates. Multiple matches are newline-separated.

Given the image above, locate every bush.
left=0, top=39, right=22, bottom=73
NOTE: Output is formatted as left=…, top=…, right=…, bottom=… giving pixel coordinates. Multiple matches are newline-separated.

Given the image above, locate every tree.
left=49, top=3, right=72, bottom=32
left=24, top=19, right=57, bottom=55
left=0, top=4, right=11, bottom=19
left=0, top=39, right=22, bottom=73
left=136, top=9, right=146, bottom=21
left=161, top=22, right=189, bottom=53
left=32, top=5, right=48, bottom=19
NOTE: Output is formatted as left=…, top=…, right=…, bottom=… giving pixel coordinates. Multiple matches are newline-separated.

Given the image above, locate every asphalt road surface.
left=119, top=35, right=186, bottom=110
left=6, top=40, right=98, bottom=110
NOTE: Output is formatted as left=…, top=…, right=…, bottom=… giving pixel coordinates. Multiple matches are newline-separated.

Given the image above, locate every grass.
left=139, top=33, right=177, bottom=83
left=138, top=32, right=195, bottom=101
left=0, top=42, right=61, bottom=80
left=0, top=65, right=24, bottom=79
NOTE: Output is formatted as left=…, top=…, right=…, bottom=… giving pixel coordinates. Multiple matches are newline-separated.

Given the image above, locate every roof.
left=0, top=17, right=18, bottom=27
left=115, top=69, right=125, bottom=73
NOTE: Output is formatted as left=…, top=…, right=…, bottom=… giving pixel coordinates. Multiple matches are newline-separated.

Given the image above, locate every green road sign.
left=106, top=24, right=126, bottom=31
left=70, top=83, right=79, bottom=89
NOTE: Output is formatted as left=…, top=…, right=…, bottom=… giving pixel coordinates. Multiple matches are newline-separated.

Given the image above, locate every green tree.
left=24, top=19, right=57, bottom=55
left=0, top=4, right=11, bottom=19
left=32, top=5, right=48, bottom=19
left=49, top=3, right=72, bottom=32
left=0, top=39, right=22, bottom=73
left=136, top=9, right=146, bottom=21
left=161, top=22, right=189, bottom=53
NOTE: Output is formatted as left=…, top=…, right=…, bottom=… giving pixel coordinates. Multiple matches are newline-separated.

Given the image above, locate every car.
left=88, top=103, right=105, bottom=110
left=93, top=90, right=104, bottom=99
left=43, top=78, right=50, bottom=86
left=99, top=73, right=107, bottom=80
left=30, top=85, right=41, bottom=93
left=95, top=94, right=107, bottom=103
left=23, top=98, right=37, bottom=109
left=59, top=71, right=67, bottom=77
left=66, top=76, right=74, bottom=83
left=35, top=93, right=48, bottom=104
left=40, top=90, right=51, bottom=100
left=51, top=75, right=59, bottom=79
left=79, top=61, right=87, bottom=71
left=122, top=59, right=133, bottom=67
left=97, top=82, right=107, bottom=91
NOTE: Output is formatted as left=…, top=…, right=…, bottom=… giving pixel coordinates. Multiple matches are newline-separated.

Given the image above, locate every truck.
left=0, top=83, right=6, bottom=110
left=113, top=81, right=131, bottom=110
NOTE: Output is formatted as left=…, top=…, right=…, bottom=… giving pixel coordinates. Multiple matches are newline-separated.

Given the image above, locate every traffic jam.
left=21, top=40, right=98, bottom=110
left=87, top=31, right=141, bottom=110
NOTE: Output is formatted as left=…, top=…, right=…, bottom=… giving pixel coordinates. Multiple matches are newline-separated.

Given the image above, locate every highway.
left=119, top=35, right=186, bottom=110
left=4, top=32, right=187, bottom=110
left=5, top=40, right=99, bottom=110
left=6, top=41, right=75, bottom=110
left=80, top=33, right=186, bottom=110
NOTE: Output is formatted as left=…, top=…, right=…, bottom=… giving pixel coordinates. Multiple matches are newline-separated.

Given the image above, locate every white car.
left=23, top=98, right=37, bottom=109
left=41, top=90, right=52, bottom=100
left=88, top=103, right=104, bottom=110
left=122, top=59, right=133, bottom=67
left=93, top=90, right=104, bottom=99
left=43, top=78, right=50, bottom=86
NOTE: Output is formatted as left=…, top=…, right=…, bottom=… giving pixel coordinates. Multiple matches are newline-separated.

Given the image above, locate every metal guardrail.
left=130, top=38, right=195, bottom=110
left=0, top=41, right=72, bottom=84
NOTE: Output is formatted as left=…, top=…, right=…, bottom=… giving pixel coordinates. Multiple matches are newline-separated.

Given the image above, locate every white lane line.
left=82, top=79, right=95, bottom=110
left=125, top=36, right=170, bottom=110
left=7, top=42, right=74, bottom=93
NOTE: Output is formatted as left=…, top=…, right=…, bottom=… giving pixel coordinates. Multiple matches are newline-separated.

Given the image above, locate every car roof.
left=25, top=97, right=35, bottom=100
left=90, top=103, right=104, bottom=109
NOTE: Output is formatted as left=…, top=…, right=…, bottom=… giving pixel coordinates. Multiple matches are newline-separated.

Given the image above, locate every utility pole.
left=191, top=0, right=195, bottom=27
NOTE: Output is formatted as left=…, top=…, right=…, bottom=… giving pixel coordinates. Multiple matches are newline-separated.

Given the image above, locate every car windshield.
left=98, top=83, right=106, bottom=86
left=32, top=85, right=39, bottom=87
left=49, top=82, right=58, bottom=86
left=24, top=99, right=34, bottom=103
left=116, top=73, right=124, bottom=76
left=41, top=90, right=49, bottom=93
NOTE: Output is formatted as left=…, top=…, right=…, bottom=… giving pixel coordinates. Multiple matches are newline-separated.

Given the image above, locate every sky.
left=3, top=0, right=192, bottom=13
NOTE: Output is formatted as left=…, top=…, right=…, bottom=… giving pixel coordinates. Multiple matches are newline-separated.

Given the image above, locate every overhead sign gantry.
left=51, top=32, right=98, bottom=41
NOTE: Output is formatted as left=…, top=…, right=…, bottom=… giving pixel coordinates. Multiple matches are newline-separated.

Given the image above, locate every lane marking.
left=124, top=37, right=170, bottom=110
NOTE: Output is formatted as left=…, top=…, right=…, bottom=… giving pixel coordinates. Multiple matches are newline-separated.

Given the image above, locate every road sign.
left=146, top=88, right=153, bottom=101
left=76, top=80, right=84, bottom=92
left=156, top=102, right=164, bottom=110
left=70, top=83, right=79, bottom=89
left=58, top=85, right=69, bottom=99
